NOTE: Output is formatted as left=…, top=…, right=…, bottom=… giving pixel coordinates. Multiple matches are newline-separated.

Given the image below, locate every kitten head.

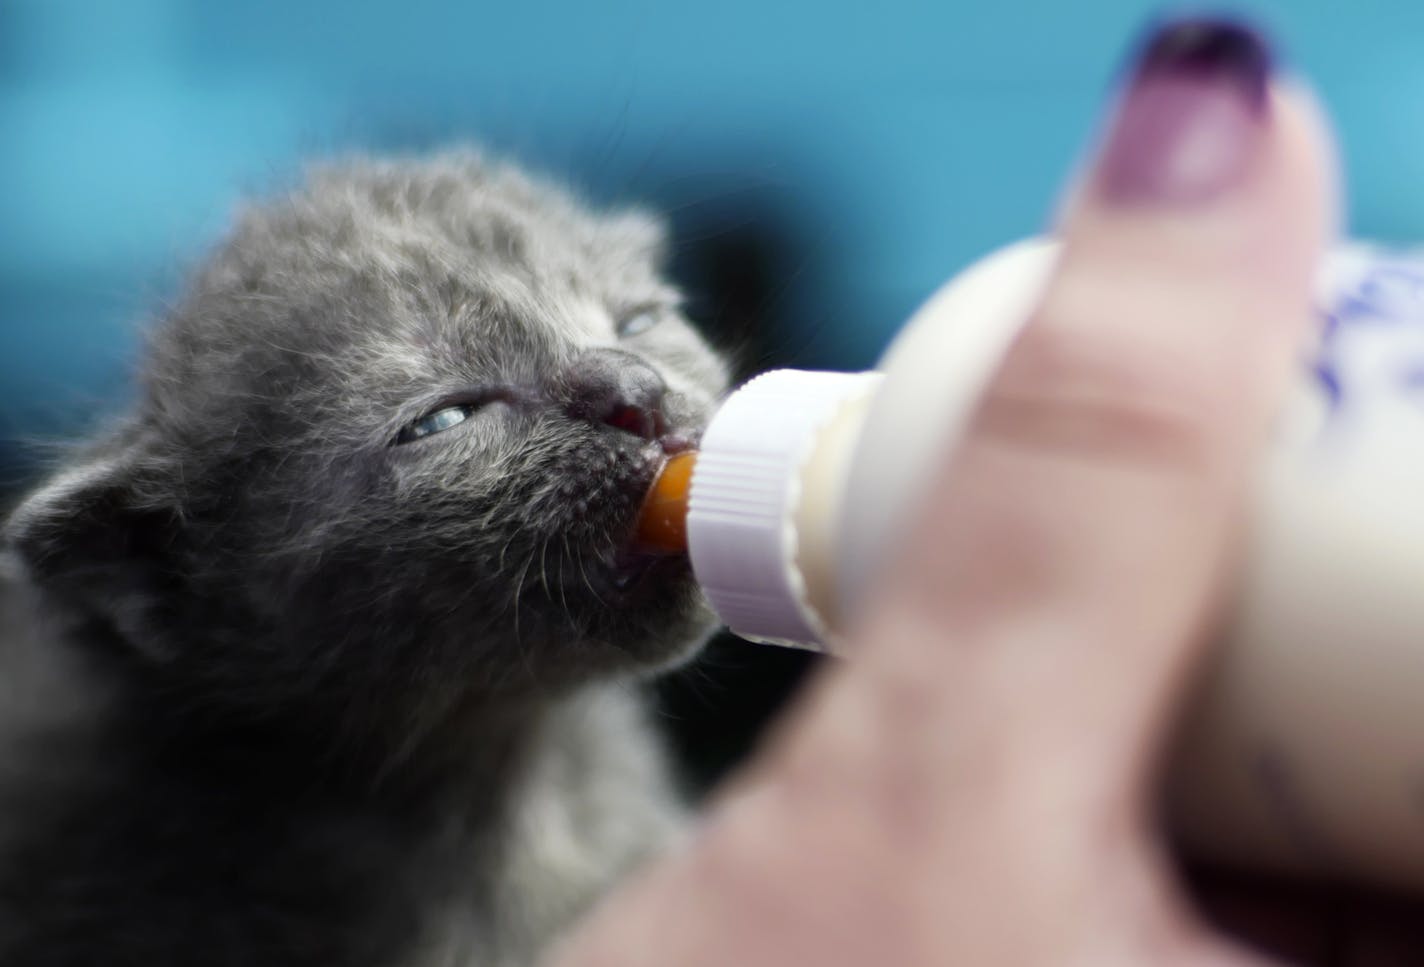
left=5, top=153, right=730, bottom=736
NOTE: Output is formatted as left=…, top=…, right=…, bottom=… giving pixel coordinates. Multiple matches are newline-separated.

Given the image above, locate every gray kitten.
left=0, top=153, right=731, bottom=966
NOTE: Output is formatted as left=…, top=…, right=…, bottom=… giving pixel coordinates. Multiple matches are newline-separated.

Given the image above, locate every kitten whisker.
left=510, top=547, right=538, bottom=650
left=556, top=535, right=574, bottom=626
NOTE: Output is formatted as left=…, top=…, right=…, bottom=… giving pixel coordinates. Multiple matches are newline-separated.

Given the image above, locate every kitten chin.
left=0, top=150, right=732, bottom=967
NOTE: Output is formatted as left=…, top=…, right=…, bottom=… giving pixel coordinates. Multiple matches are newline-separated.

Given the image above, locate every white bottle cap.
left=687, top=369, right=881, bottom=648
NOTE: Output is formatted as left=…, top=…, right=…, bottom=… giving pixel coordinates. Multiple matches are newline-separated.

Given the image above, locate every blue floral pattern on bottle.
left=1315, top=252, right=1424, bottom=421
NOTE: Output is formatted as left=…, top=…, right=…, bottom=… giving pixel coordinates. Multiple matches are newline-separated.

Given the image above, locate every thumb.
left=857, top=20, right=1336, bottom=810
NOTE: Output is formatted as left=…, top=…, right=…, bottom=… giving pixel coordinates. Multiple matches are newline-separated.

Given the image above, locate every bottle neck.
left=792, top=387, right=878, bottom=638
left=685, top=369, right=881, bottom=649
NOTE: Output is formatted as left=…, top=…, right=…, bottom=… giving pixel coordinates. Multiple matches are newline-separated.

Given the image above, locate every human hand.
left=549, top=18, right=1418, bottom=966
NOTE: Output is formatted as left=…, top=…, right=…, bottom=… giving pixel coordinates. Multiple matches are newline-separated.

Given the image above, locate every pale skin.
left=549, top=55, right=1421, bottom=967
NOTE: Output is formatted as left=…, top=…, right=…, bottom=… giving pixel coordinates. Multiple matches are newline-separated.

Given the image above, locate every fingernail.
left=1099, top=19, right=1273, bottom=204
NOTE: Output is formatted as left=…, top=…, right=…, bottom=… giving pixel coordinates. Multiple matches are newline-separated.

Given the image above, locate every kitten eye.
left=617, top=309, right=661, bottom=337
left=397, top=404, right=479, bottom=444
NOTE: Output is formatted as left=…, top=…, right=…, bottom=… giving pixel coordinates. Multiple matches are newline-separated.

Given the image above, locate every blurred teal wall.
left=4, top=0, right=1424, bottom=456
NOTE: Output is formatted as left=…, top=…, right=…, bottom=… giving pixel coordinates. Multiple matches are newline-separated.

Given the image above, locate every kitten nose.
left=562, top=349, right=668, bottom=441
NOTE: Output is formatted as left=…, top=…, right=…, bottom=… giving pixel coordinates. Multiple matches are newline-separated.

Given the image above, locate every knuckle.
left=979, top=307, right=1225, bottom=476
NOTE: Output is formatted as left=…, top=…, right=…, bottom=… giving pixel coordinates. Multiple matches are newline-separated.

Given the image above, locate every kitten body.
left=0, top=154, right=730, bottom=966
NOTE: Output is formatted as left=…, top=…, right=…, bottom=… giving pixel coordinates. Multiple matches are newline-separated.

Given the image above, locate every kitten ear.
left=5, top=448, right=180, bottom=657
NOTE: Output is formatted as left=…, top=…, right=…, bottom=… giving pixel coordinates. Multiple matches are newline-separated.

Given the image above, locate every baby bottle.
left=638, top=238, right=1424, bottom=891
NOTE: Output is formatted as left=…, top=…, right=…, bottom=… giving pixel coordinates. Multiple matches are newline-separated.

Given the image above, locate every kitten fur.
left=0, top=153, right=731, bottom=966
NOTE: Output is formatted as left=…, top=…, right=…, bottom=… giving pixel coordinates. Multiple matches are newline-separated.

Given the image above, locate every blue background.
left=5, top=0, right=1424, bottom=477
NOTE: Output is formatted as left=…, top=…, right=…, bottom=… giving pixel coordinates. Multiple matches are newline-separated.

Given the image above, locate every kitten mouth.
left=657, top=432, right=697, bottom=456
left=610, top=551, right=660, bottom=592
left=597, top=432, right=701, bottom=599
left=605, top=549, right=690, bottom=601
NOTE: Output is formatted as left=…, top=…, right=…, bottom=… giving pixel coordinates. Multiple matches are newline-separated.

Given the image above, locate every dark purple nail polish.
left=1099, top=19, right=1273, bottom=204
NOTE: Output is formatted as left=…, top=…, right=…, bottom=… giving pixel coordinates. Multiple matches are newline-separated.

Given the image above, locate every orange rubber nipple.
left=633, top=451, right=697, bottom=553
